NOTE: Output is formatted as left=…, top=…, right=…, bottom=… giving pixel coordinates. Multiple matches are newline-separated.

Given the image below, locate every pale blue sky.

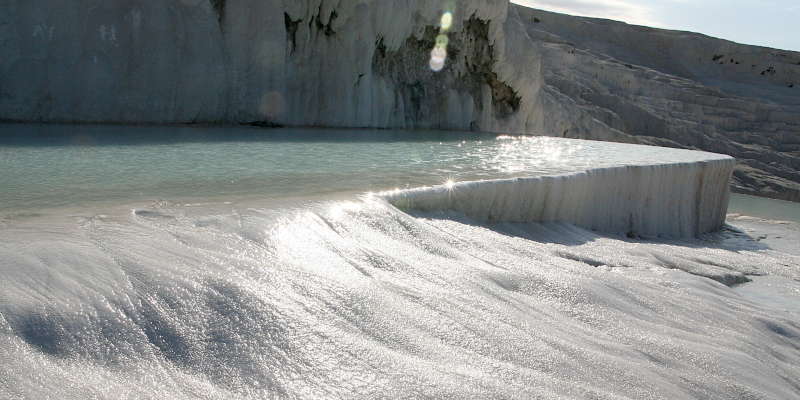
left=512, top=0, right=800, bottom=51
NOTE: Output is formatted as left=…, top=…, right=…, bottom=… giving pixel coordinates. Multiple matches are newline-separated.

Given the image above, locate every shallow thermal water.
left=0, top=124, right=724, bottom=212
left=729, top=193, right=800, bottom=223
left=0, top=124, right=799, bottom=399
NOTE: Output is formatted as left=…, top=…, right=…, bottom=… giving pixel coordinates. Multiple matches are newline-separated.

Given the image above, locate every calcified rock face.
left=0, top=0, right=526, bottom=131
left=512, top=7, right=800, bottom=202
left=1, top=0, right=798, bottom=200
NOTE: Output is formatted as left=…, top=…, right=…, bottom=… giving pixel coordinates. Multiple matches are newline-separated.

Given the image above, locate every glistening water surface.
left=0, top=123, right=726, bottom=212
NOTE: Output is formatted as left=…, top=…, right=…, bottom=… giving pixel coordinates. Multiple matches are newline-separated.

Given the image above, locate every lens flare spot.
left=430, top=46, right=448, bottom=72
left=441, top=12, right=453, bottom=31
left=259, top=91, right=286, bottom=120
left=430, top=11, right=454, bottom=72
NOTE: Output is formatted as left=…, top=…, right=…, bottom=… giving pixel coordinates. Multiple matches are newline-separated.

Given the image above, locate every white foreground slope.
left=1, top=199, right=799, bottom=399
left=2, top=0, right=798, bottom=197
left=384, top=150, right=736, bottom=238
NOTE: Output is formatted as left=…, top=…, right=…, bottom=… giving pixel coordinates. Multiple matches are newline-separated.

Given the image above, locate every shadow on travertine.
left=411, top=210, right=778, bottom=287
left=411, top=209, right=771, bottom=252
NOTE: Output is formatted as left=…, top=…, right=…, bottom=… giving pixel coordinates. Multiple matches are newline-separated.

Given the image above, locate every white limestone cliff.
left=0, top=0, right=531, bottom=132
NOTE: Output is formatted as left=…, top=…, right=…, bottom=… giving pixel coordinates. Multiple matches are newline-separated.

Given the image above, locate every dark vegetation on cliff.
left=372, top=16, right=520, bottom=125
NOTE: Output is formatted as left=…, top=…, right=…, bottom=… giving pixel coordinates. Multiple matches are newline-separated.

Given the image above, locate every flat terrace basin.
left=0, top=124, right=734, bottom=238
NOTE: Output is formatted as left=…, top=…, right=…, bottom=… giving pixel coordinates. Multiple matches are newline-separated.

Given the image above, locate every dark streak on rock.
left=209, top=0, right=225, bottom=28
left=284, top=13, right=302, bottom=54
left=326, top=10, right=338, bottom=36
left=375, top=37, right=387, bottom=59
left=242, top=120, right=283, bottom=128
left=372, top=15, right=521, bottom=126
left=311, top=4, right=338, bottom=37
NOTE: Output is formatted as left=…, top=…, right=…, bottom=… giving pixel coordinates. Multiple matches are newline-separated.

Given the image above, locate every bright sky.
left=512, top=0, right=800, bottom=51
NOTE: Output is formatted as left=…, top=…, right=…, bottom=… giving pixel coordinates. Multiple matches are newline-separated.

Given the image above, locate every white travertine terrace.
left=2, top=0, right=797, bottom=199
left=383, top=154, right=736, bottom=238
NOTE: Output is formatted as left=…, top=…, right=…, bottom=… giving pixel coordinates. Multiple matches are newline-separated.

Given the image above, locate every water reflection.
left=0, top=124, right=724, bottom=212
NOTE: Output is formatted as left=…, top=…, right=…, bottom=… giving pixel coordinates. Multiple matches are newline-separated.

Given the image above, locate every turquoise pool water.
left=0, top=123, right=727, bottom=212
left=729, top=193, right=800, bottom=223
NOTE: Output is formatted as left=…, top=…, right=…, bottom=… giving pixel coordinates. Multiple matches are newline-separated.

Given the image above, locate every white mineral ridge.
left=382, top=155, right=736, bottom=238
